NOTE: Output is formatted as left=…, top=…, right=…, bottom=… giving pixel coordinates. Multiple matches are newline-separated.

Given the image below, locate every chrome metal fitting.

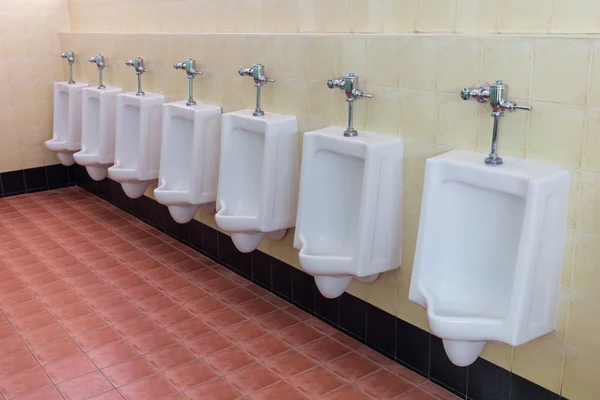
left=239, top=63, right=274, bottom=116
left=125, top=57, right=148, bottom=96
left=88, top=54, right=106, bottom=89
left=327, top=73, right=372, bottom=137
left=174, top=58, right=202, bottom=106
left=462, top=80, right=532, bottom=166
left=61, top=50, right=76, bottom=84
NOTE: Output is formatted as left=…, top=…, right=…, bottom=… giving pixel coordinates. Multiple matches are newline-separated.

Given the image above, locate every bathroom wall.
left=0, top=0, right=70, bottom=172
left=61, top=1, right=600, bottom=399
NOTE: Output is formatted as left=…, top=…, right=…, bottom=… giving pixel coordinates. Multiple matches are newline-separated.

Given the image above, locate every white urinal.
left=215, top=110, right=300, bottom=253
left=294, top=127, right=403, bottom=299
left=45, top=82, right=89, bottom=166
left=74, top=86, right=122, bottom=181
left=409, top=150, right=570, bottom=367
left=108, top=92, right=165, bottom=199
left=154, top=101, right=222, bottom=224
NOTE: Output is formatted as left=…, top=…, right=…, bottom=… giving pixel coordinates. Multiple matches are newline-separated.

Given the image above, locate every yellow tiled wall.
left=59, top=31, right=600, bottom=399
left=0, top=0, right=70, bottom=172
left=66, top=0, right=600, bottom=35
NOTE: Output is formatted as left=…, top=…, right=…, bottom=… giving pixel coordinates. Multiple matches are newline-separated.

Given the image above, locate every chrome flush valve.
left=327, top=73, right=372, bottom=137
left=125, top=57, right=148, bottom=96
left=461, top=80, right=531, bottom=166
left=174, top=58, right=202, bottom=106
left=61, top=50, right=76, bottom=84
left=239, top=63, right=274, bottom=116
left=88, top=54, right=106, bottom=89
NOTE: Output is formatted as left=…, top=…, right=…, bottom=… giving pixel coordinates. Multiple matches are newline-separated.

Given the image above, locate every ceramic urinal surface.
left=108, top=92, right=165, bottom=199
left=294, top=127, right=404, bottom=299
left=74, top=86, right=123, bottom=181
left=216, top=109, right=300, bottom=253
left=154, top=101, right=222, bottom=224
left=409, top=150, right=570, bottom=367
left=46, top=82, right=89, bottom=166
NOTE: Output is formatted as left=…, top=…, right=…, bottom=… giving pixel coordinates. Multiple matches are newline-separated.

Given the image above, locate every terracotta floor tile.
left=13, top=263, right=49, bottom=277
left=419, top=382, right=461, bottom=400
left=0, top=366, right=53, bottom=399
left=0, top=352, right=39, bottom=379
left=186, top=268, right=220, bottom=284
left=62, top=314, right=108, bottom=336
left=88, top=390, right=125, bottom=400
left=121, top=284, right=160, bottom=302
left=244, top=285, right=269, bottom=297
left=0, top=290, right=35, bottom=307
left=64, top=273, right=102, bottom=288
left=305, top=317, right=338, bottom=335
left=149, top=305, right=194, bottom=327
left=154, top=250, right=191, bottom=265
left=397, top=388, right=440, bottom=400
left=164, top=318, right=212, bottom=342
left=118, top=374, right=176, bottom=400
left=288, top=367, right=345, bottom=398
left=320, top=385, right=372, bottom=400
left=275, top=323, right=324, bottom=347
left=31, top=338, right=82, bottom=365
left=283, top=307, right=312, bottom=322
left=263, top=350, right=317, bottom=379
left=385, top=362, right=428, bottom=386
left=325, top=352, right=381, bottom=382
left=98, top=304, right=143, bottom=325
left=219, top=320, right=268, bottom=344
left=97, top=266, right=133, bottom=282
left=145, top=344, right=196, bottom=372
left=51, top=302, right=94, bottom=321
left=128, top=259, right=163, bottom=274
left=185, top=331, right=233, bottom=358
left=74, top=283, right=116, bottom=300
left=201, top=307, right=246, bottom=329
left=0, top=335, right=28, bottom=359
left=110, top=275, right=146, bottom=291
left=19, top=324, right=67, bottom=348
left=134, top=294, right=176, bottom=314
left=225, top=363, right=280, bottom=396
left=355, top=370, right=414, bottom=400
left=262, top=295, right=288, bottom=309
left=300, top=337, right=352, bottom=363
left=203, top=347, right=255, bottom=375
left=0, top=280, right=26, bottom=295
left=233, top=298, right=277, bottom=318
left=186, top=296, right=227, bottom=316
left=240, top=334, right=291, bottom=360
left=20, top=271, right=59, bottom=287
left=13, top=385, right=64, bottom=400
left=199, top=277, right=238, bottom=294
left=44, top=353, right=98, bottom=384
left=330, top=332, right=363, bottom=350
left=73, top=327, right=122, bottom=352
left=128, top=330, right=177, bottom=355
left=11, top=312, right=56, bottom=333
left=113, top=317, right=160, bottom=339
left=40, top=291, right=82, bottom=310
left=253, top=310, right=300, bottom=332
left=57, top=371, right=114, bottom=400
left=248, top=381, right=308, bottom=400
left=87, top=257, right=122, bottom=272
left=142, top=266, right=177, bottom=282
left=170, top=259, right=207, bottom=275
left=162, top=360, right=216, bottom=391
left=183, top=378, right=242, bottom=400
left=86, top=293, right=130, bottom=311
left=101, top=357, right=155, bottom=388
left=87, top=341, right=138, bottom=369
left=215, top=287, right=257, bottom=305
left=0, top=323, right=16, bottom=341
left=153, top=276, right=191, bottom=293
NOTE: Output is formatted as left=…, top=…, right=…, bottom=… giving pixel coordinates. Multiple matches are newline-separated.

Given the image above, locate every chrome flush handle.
left=239, top=62, right=274, bottom=116
left=174, top=58, right=202, bottom=106
left=88, top=54, right=106, bottom=89
left=327, top=73, right=372, bottom=137
left=125, top=57, right=148, bottom=96
left=61, top=50, right=76, bottom=84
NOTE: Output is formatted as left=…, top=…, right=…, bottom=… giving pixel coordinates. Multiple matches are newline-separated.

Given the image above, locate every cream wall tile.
left=284, top=78, right=310, bottom=121
left=309, top=79, right=337, bottom=125
left=399, top=90, right=437, bottom=143
left=335, top=37, right=367, bottom=79
left=437, top=93, right=479, bottom=150
left=481, top=343, right=512, bottom=370
left=573, top=234, right=600, bottom=297
left=403, top=140, right=434, bottom=191
left=532, top=39, right=591, bottom=106
left=562, top=346, right=600, bottom=400
left=551, top=0, right=600, bottom=34
left=382, top=0, right=418, bottom=33
left=568, top=291, right=600, bottom=358
left=588, top=41, right=600, bottom=107
left=255, top=0, right=275, bottom=33
left=455, top=0, right=498, bottom=33
left=561, top=230, right=575, bottom=287
left=274, top=0, right=299, bottom=32
left=577, top=172, right=600, bottom=236
left=352, top=0, right=383, bottom=33
left=365, top=86, right=400, bottom=136
left=400, top=37, right=438, bottom=91
left=528, top=103, right=585, bottom=169
left=511, top=338, right=564, bottom=393
left=308, top=37, right=336, bottom=81
left=568, top=170, right=581, bottom=231
left=399, top=188, right=423, bottom=280
left=417, top=0, right=455, bottom=33
left=283, top=37, right=308, bottom=79
left=482, top=39, right=533, bottom=100
left=397, top=277, right=429, bottom=331
left=260, top=36, right=285, bottom=79
left=499, top=0, right=551, bottom=33
left=584, top=107, right=600, bottom=172
left=298, top=0, right=322, bottom=32
left=365, top=270, right=397, bottom=315
left=322, top=0, right=352, bottom=33
left=438, top=38, right=481, bottom=94
left=365, top=37, right=399, bottom=88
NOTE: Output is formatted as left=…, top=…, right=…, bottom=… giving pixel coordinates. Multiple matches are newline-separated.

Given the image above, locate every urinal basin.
left=46, top=81, right=89, bottom=166
left=154, top=101, right=222, bottom=224
left=409, top=149, right=570, bottom=366
left=215, top=109, right=300, bottom=253
left=74, top=86, right=123, bottom=181
left=294, top=126, right=403, bottom=298
left=108, top=92, right=165, bottom=199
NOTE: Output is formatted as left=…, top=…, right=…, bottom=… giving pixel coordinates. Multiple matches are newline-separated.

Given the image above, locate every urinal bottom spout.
left=231, top=232, right=265, bottom=253
left=314, top=275, right=353, bottom=299
left=442, top=339, right=486, bottom=367
left=57, top=153, right=75, bottom=167
left=168, top=205, right=200, bottom=224
left=86, top=166, right=108, bottom=182
left=121, top=182, right=150, bottom=199
left=356, top=274, right=379, bottom=283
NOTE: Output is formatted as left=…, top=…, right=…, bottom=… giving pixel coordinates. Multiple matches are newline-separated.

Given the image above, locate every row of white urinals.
left=46, top=78, right=570, bottom=369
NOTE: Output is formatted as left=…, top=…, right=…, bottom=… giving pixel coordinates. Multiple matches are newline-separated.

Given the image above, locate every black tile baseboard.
left=73, top=164, right=567, bottom=400
left=0, top=164, right=75, bottom=198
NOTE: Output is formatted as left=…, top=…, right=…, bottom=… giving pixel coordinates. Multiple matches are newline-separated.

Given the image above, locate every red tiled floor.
left=0, top=189, right=457, bottom=400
